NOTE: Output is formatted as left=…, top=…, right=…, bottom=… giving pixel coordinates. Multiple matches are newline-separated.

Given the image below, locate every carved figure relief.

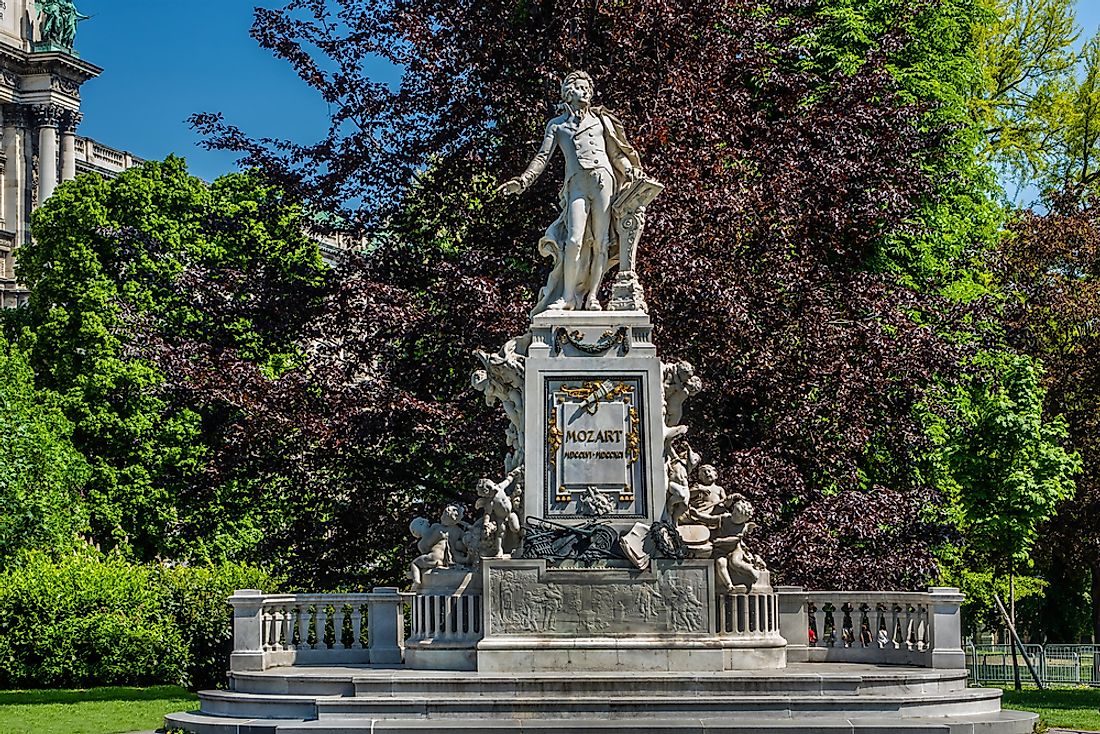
left=488, top=564, right=708, bottom=635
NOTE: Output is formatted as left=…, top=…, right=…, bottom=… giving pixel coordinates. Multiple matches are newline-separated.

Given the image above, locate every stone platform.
left=165, top=663, right=1037, bottom=733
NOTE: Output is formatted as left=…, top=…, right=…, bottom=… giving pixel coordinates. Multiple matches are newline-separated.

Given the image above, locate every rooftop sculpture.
left=37, top=0, right=87, bottom=50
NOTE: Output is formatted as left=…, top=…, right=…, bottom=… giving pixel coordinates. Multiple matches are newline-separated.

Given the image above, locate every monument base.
left=477, top=634, right=786, bottom=672
left=476, top=559, right=785, bottom=672
left=167, top=663, right=1037, bottom=733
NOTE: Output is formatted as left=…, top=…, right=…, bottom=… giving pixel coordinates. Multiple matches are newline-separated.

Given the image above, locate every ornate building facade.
left=0, top=0, right=141, bottom=308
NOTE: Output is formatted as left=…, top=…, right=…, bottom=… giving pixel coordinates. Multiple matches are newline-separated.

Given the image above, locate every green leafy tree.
left=999, top=192, right=1100, bottom=639
left=971, top=0, right=1080, bottom=189
left=0, top=339, right=90, bottom=560
left=15, top=156, right=327, bottom=562
left=1043, top=33, right=1100, bottom=194
left=946, top=353, right=1080, bottom=579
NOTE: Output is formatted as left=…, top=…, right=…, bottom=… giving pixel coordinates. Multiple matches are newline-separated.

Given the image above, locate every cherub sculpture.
left=663, top=442, right=697, bottom=527
left=408, top=504, right=472, bottom=586
left=471, top=338, right=527, bottom=471
left=710, top=493, right=763, bottom=593
left=408, top=516, right=452, bottom=588
left=474, top=470, right=523, bottom=558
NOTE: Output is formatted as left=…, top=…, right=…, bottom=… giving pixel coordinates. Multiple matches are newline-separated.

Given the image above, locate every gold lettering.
left=564, top=428, right=626, bottom=445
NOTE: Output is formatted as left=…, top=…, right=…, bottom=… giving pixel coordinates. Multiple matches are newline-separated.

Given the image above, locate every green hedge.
left=0, top=550, right=278, bottom=689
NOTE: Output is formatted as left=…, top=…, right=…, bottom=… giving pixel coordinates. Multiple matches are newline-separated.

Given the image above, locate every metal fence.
left=967, top=644, right=1100, bottom=687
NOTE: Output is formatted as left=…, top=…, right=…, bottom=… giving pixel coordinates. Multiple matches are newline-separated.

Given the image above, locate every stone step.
left=195, top=685, right=1004, bottom=722
left=229, top=666, right=970, bottom=699
left=166, top=708, right=1039, bottom=734
left=313, top=688, right=1004, bottom=720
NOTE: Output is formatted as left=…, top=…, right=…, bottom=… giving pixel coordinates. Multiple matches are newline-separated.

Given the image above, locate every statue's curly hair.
left=560, top=70, right=595, bottom=99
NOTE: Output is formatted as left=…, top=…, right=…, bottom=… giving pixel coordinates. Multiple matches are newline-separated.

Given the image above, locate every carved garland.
left=553, top=326, right=631, bottom=356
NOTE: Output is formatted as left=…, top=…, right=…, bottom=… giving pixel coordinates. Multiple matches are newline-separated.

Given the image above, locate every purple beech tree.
left=182, top=0, right=996, bottom=589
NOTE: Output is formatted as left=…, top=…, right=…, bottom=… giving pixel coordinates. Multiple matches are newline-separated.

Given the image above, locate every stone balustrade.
left=717, top=587, right=781, bottom=639
left=228, top=588, right=409, bottom=672
left=229, top=585, right=965, bottom=673
left=778, top=586, right=966, bottom=669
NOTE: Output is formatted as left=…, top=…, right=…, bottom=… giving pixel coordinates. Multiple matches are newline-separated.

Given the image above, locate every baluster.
left=261, top=605, right=274, bottom=651
left=351, top=603, right=364, bottom=648
left=824, top=603, right=836, bottom=647
left=268, top=606, right=280, bottom=649
left=473, top=595, right=482, bottom=634
left=283, top=607, right=297, bottom=651
left=295, top=604, right=308, bottom=649
left=333, top=603, right=348, bottom=649
left=316, top=603, right=330, bottom=649
left=738, top=594, right=749, bottom=634
left=903, top=604, right=914, bottom=650
left=890, top=603, right=901, bottom=649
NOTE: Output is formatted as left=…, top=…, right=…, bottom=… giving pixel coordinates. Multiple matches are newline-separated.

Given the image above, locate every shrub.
left=156, top=562, right=276, bottom=688
left=0, top=550, right=278, bottom=689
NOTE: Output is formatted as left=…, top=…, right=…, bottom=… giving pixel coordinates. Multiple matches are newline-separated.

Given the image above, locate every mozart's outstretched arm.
left=498, top=122, right=556, bottom=195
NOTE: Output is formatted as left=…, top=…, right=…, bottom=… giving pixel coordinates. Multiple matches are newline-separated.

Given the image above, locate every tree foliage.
left=945, top=352, right=1080, bottom=571
left=0, top=339, right=89, bottom=561
left=17, top=157, right=327, bottom=563
left=998, top=190, right=1100, bottom=636
left=186, top=0, right=1021, bottom=590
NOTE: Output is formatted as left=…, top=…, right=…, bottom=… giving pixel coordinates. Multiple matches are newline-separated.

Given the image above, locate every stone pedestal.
left=405, top=569, right=482, bottom=671
left=523, top=309, right=665, bottom=534
left=476, top=560, right=785, bottom=672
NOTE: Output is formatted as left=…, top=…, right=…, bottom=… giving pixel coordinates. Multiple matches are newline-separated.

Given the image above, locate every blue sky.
left=74, top=1, right=1100, bottom=183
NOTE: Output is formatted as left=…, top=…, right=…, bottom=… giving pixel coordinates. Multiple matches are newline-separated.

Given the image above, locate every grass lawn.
left=998, top=685, right=1100, bottom=731
left=0, top=686, right=197, bottom=734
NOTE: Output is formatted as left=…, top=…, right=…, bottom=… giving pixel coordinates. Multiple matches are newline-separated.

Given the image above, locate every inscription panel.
left=544, top=375, right=647, bottom=518
left=487, top=562, right=710, bottom=636
left=0, top=0, right=21, bottom=37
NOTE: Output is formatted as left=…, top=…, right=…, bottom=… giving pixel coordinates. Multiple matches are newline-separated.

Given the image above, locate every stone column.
left=60, top=111, right=82, bottom=182
left=776, top=586, right=809, bottom=662
left=368, top=587, right=407, bottom=664
left=34, top=105, right=62, bottom=205
left=228, top=588, right=267, bottom=672
left=2, top=104, right=27, bottom=234
left=929, top=586, right=967, bottom=669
